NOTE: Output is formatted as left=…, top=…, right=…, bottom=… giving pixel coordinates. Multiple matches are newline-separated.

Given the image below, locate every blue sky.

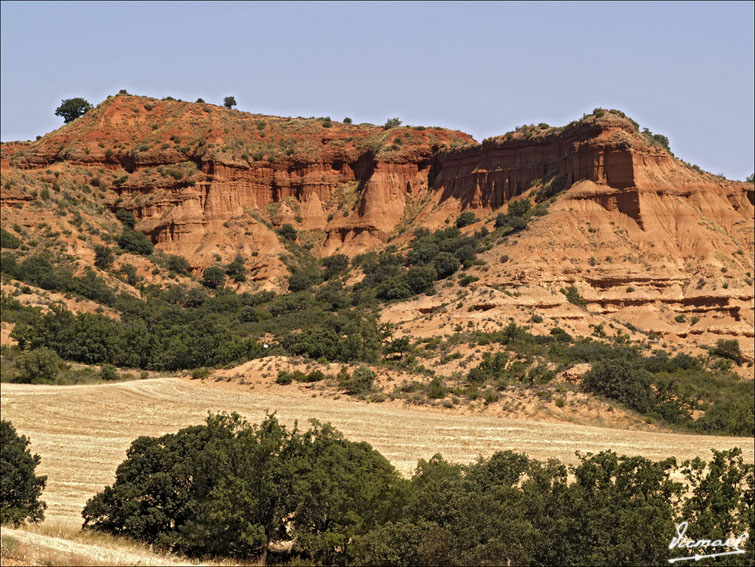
left=2, top=1, right=753, bottom=179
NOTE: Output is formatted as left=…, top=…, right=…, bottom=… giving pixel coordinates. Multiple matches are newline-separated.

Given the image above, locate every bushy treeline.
left=6, top=279, right=383, bottom=370
left=82, top=414, right=754, bottom=566
left=458, top=323, right=754, bottom=437
left=285, top=224, right=490, bottom=301
left=1, top=253, right=117, bottom=306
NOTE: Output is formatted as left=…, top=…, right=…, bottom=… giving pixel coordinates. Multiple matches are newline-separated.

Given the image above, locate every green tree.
left=288, top=268, right=320, bottom=292
left=225, top=256, right=247, bottom=282
left=165, top=254, right=191, bottom=275
left=115, top=209, right=137, bottom=228
left=536, top=451, right=682, bottom=566
left=384, top=117, right=402, bottom=129
left=376, top=274, right=412, bottom=300
left=407, top=265, right=436, bottom=294
left=179, top=414, right=299, bottom=561
left=0, top=228, right=21, bottom=249
left=508, top=198, right=532, bottom=217
left=339, top=366, right=376, bottom=395
left=99, top=364, right=119, bottom=381
left=681, top=447, right=754, bottom=563
left=1, top=420, right=46, bottom=526
left=277, top=223, right=297, bottom=241
left=455, top=211, right=477, bottom=228
left=580, top=359, right=655, bottom=413
left=93, top=245, right=114, bottom=270
left=54, top=97, right=93, bottom=123
left=321, top=254, right=349, bottom=280
left=201, top=266, right=226, bottom=289
left=710, top=339, right=744, bottom=365
left=223, top=96, right=237, bottom=109
left=15, top=347, right=62, bottom=384
left=433, top=252, right=460, bottom=279
left=288, top=421, right=407, bottom=564
left=117, top=230, right=154, bottom=255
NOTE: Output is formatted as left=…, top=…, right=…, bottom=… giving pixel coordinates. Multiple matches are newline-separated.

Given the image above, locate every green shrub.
left=407, top=265, right=436, bottom=294
left=340, top=366, right=376, bottom=395
left=433, top=252, right=460, bottom=279
left=581, top=359, right=655, bottom=413
left=508, top=198, right=532, bottom=217
left=0, top=228, right=21, bottom=249
left=93, top=245, right=114, bottom=269
left=426, top=377, right=447, bottom=399
left=201, top=266, right=226, bottom=289
left=710, top=339, right=743, bottom=365
left=0, top=420, right=46, bottom=526
left=15, top=347, right=61, bottom=384
left=288, top=268, right=320, bottom=292
left=455, top=212, right=478, bottom=228
left=277, top=224, right=297, bottom=241
left=562, top=285, right=587, bottom=308
left=276, top=370, right=294, bottom=385
left=166, top=254, right=191, bottom=275
left=99, top=364, right=119, bottom=381
left=383, top=117, right=402, bottom=129
left=225, top=256, right=247, bottom=282
left=117, top=230, right=153, bottom=255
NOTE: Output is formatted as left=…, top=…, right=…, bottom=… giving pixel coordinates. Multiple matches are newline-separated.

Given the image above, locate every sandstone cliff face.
left=1, top=98, right=753, bottom=359
left=5, top=97, right=747, bottom=263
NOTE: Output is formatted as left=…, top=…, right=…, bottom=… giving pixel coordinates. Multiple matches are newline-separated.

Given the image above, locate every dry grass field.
left=2, top=377, right=753, bottom=530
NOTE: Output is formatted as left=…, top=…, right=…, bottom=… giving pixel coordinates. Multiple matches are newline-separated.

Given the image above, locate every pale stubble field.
left=2, top=377, right=753, bottom=526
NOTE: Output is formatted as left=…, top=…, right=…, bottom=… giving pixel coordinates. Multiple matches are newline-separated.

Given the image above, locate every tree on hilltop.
left=54, top=97, right=93, bottom=123
left=383, top=117, right=402, bottom=129
left=223, top=96, right=237, bottom=109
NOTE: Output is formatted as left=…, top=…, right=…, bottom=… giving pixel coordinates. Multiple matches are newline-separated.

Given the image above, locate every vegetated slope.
left=0, top=96, right=752, bottom=358
left=2, top=378, right=752, bottom=526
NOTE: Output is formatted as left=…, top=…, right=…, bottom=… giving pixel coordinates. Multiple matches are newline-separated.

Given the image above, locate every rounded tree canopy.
left=54, top=98, right=93, bottom=123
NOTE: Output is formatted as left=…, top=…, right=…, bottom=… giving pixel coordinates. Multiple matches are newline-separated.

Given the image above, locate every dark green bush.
left=225, top=256, right=247, bottom=282
left=166, top=254, right=191, bottom=275
left=581, top=359, right=655, bottom=413
left=99, top=364, right=119, bottom=381
left=117, top=230, right=154, bottom=255
left=115, top=209, right=136, bottom=228
left=0, top=228, right=21, bottom=249
left=1, top=420, right=46, bottom=526
left=340, top=366, right=376, bottom=394
left=455, top=211, right=478, bottom=228
left=433, top=252, right=460, bottom=279
left=15, top=347, right=62, bottom=384
left=93, top=245, right=114, bottom=269
left=277, top=224, right=297, bottom=241
left=201, top=266, right=226, bottom=289
left=710, top=339, right=743, bottom=365
left=562, top=285, right=587, bottom=308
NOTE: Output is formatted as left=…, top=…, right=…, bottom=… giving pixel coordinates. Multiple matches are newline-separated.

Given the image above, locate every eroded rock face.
left=1, top=98, right=752, bottom=358
left=4, top=97, right=749, bottom=263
